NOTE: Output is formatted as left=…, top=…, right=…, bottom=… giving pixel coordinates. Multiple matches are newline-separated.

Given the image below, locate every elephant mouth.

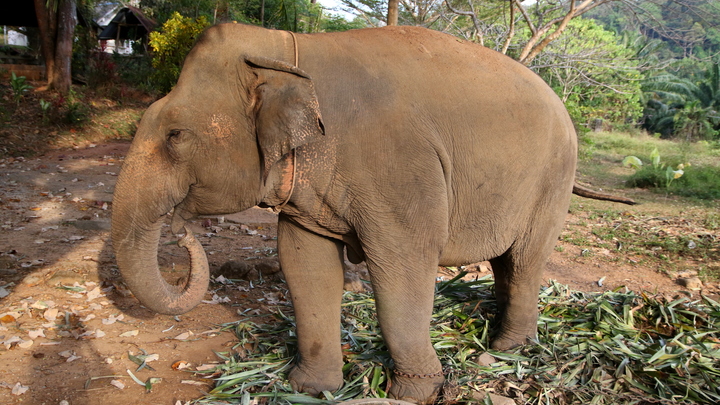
left=171, top=206, right=192, bottom=234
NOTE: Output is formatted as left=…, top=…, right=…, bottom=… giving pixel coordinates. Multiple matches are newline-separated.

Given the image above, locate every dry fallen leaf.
left=0, top=314, right=16, bottom=323
left=30, top=300, right=53, bottom=310
left=28, top=329, right=45, bottom=339
left=173, top=331, right=193, bottom=340
left=102, top=314, right=124, bottom=325
left=86, top=287, right=102, bottom=301
left=11, top=382, right=29, bottom=396
left=44, top=308, right=59, bottom=322
left=195, top=364, right=217, bottom=371
left=181, top=380, right=206, bottom=386
left=79, top=314, right=96, bottom=322
left=119, top=330, right=139, bottom=337
left=172, top=360, right=190, bottom=370
left=58, top=350, right=81, bottom=362
left=2, top=336, right=22, bottom=350
left=110, top=380, right=125, bottom=390
left=145, top=353, right=160, bottom=363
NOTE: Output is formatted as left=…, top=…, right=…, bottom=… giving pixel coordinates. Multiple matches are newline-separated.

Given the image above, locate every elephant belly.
left=439, top=228, right=512, bottom=267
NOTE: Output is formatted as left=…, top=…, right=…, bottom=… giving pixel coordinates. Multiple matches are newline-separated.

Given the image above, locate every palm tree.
left=641, top=63, right=720, bottom=140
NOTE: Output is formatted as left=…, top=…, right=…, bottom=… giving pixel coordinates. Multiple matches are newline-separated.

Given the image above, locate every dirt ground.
left=0, top=142, right=715, bottom=405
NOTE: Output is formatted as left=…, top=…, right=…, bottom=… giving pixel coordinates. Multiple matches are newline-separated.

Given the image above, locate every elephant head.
left=111, top=30, right=325, bottom=315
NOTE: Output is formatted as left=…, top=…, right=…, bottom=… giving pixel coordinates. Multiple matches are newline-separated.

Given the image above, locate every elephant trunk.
left=111, top=175, right=209, bottom=315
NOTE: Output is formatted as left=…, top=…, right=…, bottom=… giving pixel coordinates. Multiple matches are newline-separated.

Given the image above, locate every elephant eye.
left=166, top=129, right=182, bottom=142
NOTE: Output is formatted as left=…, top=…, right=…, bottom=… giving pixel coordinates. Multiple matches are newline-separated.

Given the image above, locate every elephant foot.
left=491, top=330, right=535, bottom=351
left=388, top=371, right=445, bottom=404
left=288, top=365, right=343, bottom=396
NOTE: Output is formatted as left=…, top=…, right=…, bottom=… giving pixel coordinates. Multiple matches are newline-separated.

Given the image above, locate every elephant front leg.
left=277, top=214, right=345, bottom=395
left=366, top=256, right=445, bottom=404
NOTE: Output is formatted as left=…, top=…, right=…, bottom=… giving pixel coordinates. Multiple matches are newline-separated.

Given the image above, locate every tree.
left=388, top=0, right=399, bottom=25
left=532, top=17, right=643, bottom=127
left=641, top=62, right=720, bottom=140
left=34, top=0, right=77, bottom=94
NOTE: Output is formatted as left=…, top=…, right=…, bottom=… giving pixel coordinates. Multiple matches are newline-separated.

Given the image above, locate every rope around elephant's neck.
left=273, top=31, right=299, bottom=212
left=289, top=31, right=299, bottom=68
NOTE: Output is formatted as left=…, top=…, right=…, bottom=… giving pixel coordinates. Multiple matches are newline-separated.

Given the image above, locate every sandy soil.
left=0, top=142, right=714, bottom=405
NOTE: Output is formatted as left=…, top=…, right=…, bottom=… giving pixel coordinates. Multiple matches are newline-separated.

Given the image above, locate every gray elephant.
left=111, top=24, right=633, bottom=404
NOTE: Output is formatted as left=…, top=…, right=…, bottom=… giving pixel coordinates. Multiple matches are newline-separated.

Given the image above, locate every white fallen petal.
left=66, top=355, right=81, bottom=362
left=11, top=382, right=29, bottom=395
left=18, top=340, right=33, bottom=349
left=94, top=329, right=106, bottom=338
left=119, top=330, right=139, bottom=337
left=58, top=350, right=75, bottom=358
left=0, top=287, right=9, bottom=298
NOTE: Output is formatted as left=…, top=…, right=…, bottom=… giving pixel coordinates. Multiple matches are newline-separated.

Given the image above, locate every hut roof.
left=98, top=6, right=156, bottom=41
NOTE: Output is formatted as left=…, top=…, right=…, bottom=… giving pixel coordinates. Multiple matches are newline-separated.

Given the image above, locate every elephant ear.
left=245, top=56, right=325, bottom=180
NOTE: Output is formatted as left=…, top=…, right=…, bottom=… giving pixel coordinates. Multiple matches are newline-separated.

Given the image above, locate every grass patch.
left=564, top=202, right=719, bottom=276
left=579, top=132, right=720, bottom=202
left=194, top=276, right=720, bottom=404
left=581, top=132, right=720, bottom=167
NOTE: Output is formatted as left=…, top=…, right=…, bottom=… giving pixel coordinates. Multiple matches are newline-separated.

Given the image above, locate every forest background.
left=5, top=0, right=720, bottom=142
left=93, top=0, right=720, bottom=142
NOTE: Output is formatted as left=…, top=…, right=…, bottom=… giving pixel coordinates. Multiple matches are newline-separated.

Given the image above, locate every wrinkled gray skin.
left=112, top=24, right=577, bottom=404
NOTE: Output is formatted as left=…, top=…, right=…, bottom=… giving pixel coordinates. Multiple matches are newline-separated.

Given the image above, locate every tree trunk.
left=53, top=0, right=76, bottom=93
left=33, top=0, right=76, bottom=94
left=387, top=0, right=399, bottom=26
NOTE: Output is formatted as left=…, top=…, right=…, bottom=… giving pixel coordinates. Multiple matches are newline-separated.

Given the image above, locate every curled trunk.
left=113, top=219, right=209, bottom=315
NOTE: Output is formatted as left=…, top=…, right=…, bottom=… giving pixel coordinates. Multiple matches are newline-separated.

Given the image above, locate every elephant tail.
left=572, top=182, right=637, bottom=205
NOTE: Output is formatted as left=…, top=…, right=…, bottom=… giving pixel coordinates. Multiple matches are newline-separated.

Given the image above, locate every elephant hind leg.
left=489, top=230, right=560, bottom=351
left=488, top=252, right=542, bottom=350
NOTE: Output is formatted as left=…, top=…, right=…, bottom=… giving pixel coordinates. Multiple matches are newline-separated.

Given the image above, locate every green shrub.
left=671, top=165, right=720, bottom=200
left=624, top=148, right=686, bottom=189
left=624, top=147, right=720, bottom=200
left=149, top=12, right=210, bottom=94
left=10, top=72, right=33, bottom=105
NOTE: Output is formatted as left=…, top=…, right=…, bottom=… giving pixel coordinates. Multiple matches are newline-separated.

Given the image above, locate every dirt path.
left=0, top=143, right=712, bottom=404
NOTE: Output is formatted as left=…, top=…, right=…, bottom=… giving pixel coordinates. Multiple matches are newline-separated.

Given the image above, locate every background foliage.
left=148, top=12, right=211, bottom=93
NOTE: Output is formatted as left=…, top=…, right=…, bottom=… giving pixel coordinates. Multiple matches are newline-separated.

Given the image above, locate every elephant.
left=111, top=24, right=634, bottom=404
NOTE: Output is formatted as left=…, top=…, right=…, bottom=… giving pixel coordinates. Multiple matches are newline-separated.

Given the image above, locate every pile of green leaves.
left=196, top=275, right=720, bottom=404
